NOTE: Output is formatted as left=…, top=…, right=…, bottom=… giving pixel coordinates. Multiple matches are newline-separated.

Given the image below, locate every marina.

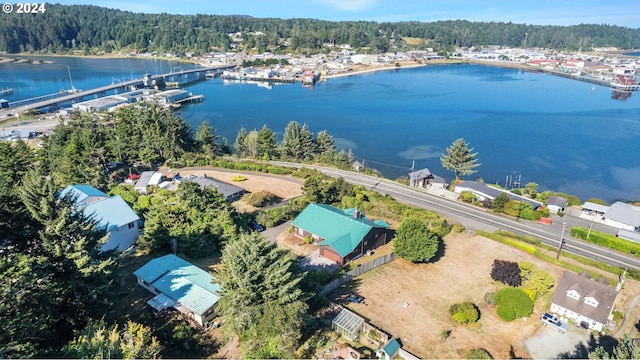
left=0, top=66, right=231, bottom=117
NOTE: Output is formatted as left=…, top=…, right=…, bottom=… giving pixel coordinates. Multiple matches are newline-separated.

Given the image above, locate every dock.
left=0, top=88, right=13, bottom=96
left=0, top=65, right=233, bottom=117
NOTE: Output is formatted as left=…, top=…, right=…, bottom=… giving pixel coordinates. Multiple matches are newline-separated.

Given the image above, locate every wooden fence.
left=319, top=252, right=398, bottom=297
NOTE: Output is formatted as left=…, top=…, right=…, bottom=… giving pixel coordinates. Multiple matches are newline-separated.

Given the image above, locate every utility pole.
left=587, top=222, right=593, bottom=239
left=557, top=221, right=568, bottom=260
left=411, top=160, right=415, bottom=187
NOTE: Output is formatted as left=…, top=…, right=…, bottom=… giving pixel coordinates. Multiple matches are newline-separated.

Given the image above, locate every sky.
left=51, top=0, right=640, bottom=28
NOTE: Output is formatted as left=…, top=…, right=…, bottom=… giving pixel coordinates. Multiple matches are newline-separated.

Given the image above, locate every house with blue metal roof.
left=291, top=203, right=390, bottom=265
left=60, top=184, right=140, bottom=252
left=133, top=254, right=222, bottom=328
left=59, top=184, right=108, bottom=206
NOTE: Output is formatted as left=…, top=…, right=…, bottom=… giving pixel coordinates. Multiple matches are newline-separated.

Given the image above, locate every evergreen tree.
left=440, top=138, right=480, bottom=182
left=315, top=129, right=335, bottom=154
left=195, top=121, right=220, bottom=156
left=393, top=217, right=441, bottom=263
left=234, top=127, right=248, bottom=157
left=216, top=233, right=308, bottom=358
left=256, top=125, right=276, bottom=160
left=0, top=169, right=116, bottom=357
left=589, top=334, right=640, bottom=359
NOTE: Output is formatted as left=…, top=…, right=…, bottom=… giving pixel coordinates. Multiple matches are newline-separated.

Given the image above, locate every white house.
left=603, top=202, right=640, bottom=231
left=134, top=254, right=222, bottom=327
left=454, top=181, right=542, bottom=209
left=546, top=195, right=569, bottom=214
left=408, top=168, right=447, bottom=189
left=549, top=271, right=618, bottom=331
left=59, top=185, right=140, bottom=252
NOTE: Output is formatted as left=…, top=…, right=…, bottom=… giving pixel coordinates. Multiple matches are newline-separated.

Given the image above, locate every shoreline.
left=321, top=58, right=532, bottom=81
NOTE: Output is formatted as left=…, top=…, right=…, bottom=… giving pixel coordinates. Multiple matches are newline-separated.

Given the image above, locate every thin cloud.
left=321, top=0, right=378, bottom=12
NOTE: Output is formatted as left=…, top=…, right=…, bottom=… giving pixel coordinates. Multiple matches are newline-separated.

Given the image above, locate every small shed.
left=332, top=308, right=364, bottom=341
left=376, top=339, right=401, bottom=360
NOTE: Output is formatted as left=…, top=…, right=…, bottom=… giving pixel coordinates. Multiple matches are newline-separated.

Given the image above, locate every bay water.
left=1, top=56, right=639, bottom=202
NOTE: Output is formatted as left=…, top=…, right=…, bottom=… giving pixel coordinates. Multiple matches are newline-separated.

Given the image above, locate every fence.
left=319, top=252, right=398, bottom=297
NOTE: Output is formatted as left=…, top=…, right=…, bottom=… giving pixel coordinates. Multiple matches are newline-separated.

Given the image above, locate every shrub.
left=460, top=191, right=477, bottom=203
left=452, top=223, right=465, bottom=233
left=491, top=259, right=522, bottom=287
left=449, top=302, right=480, bottom=324
left=466, top=348, right=493, bottom=359
left=484, top=292, right=495, bottom=304
left=243, top=190, right=281, bottom=207
left=494, top=287, right=533, bottom=321
left=440, top=329, right=451, bottom=341
left=572, top=227, right=640, bottom=256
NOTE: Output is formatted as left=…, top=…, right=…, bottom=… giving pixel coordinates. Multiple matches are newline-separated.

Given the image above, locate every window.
left=128, top=222, right=135, bottom=229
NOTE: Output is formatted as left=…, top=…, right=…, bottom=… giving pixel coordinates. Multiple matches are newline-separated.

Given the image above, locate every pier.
left=0, top=65, right=233, bottom=117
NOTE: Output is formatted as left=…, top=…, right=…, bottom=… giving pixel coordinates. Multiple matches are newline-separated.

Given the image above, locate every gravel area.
left=525, top=323, right=593, bottom=359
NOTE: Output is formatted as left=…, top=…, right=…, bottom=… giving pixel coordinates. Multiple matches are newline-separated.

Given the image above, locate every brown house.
left=291, top=203, right=390, bottom=265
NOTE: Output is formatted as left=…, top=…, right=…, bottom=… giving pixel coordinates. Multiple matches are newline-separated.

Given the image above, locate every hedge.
left=571, top=227, right=640, bottom=257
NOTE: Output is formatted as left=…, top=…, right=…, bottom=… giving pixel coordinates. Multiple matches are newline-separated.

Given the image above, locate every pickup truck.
left=540, top=312, right=569, bottom=334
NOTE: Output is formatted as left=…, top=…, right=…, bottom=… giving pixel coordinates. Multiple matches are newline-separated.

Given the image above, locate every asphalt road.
left=271, top=161, right=640, bottom=271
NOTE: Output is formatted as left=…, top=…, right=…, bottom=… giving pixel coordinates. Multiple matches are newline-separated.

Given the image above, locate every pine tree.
left=234, top=127, right=248, bottom=157
left=0, top=169, right=117, bottom=357
left=195, top=121, right=219, bottom=156
left=393, top=217, right=441, bottom=263
left=315, top=129, right=335, bottom=154
left=256, top=125, right=276, bottom=160
left=440, top=138, right=480, bottom=182
left=216, top=233, right=307, bottom=357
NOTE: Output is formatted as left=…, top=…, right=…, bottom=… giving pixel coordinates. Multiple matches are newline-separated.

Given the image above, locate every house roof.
left=583, top=202, right=610, bottom=214
left=408, top=168, right=433, bottom=180
left=292, top=203, right=390, bottom=257
left=408, top=167, right=446, bottom=184
left=382, top=339, right=401, bottom=357
left=605, top=202, right=640, bottom=227
left=59, top=184, right=108, bottom=205
left=133, top=254, right=221, bottom=316
left=550, top=271, right=617, bottom=325
left=84, top=195, right=140, bottom=232
left=617, top=229, right=640, bottom=243
left=455, top=181, right=542, bottom=209
left=135, top=171, right=156, bottom=189
left=184, top=175, right=244, bottom=200
left=546, top=196, right=568, bottom=208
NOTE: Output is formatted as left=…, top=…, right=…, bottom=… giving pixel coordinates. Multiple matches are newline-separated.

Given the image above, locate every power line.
left=359, top=157, right=412, bottom=170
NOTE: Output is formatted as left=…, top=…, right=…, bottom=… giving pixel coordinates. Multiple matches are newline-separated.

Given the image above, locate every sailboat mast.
left=67, top=65, right=76, bottom=92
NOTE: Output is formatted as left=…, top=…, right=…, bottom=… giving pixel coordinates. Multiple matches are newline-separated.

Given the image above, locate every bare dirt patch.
left=333, top=233, right=639, bottom=359
left=276, top=233, right=318, bottom=257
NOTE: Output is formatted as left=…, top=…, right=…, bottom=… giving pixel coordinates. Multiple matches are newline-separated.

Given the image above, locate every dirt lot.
left=168, top=167, right=303, bottom=212
left=334, top=233, right=640, bottom=359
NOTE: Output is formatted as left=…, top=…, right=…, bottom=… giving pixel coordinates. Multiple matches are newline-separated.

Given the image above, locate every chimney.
left=354, top=207, right=360, bottom=219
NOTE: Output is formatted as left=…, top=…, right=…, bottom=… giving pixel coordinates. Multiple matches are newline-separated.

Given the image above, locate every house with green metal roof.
left=133, top=254, right=221, bottom=328
left=291, top=203, right=390, bottom=265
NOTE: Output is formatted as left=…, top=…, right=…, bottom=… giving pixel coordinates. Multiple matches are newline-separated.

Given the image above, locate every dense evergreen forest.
left=1, top=4, right=639, bottom=55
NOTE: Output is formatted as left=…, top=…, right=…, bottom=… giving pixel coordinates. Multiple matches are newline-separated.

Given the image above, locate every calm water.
left=2, top=56, right=639, bottom=202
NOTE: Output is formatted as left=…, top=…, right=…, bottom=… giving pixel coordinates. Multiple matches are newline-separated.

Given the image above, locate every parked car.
left=249, top=220, right=265, bottom=232
left=540, top=312, right=569, bottom=333
left=348, top=293, right=365, bottom=304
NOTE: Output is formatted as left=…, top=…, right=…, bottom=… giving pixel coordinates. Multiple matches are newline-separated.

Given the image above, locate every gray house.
left=546, top=195, right=569, bottom=214
left=603, top=202, right=640, bottom=231
left=408, top=168, right=447, bottom=189
left=181, top=174, right=245, bottom=201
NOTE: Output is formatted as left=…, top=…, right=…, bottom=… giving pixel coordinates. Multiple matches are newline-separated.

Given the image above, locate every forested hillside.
left=0, top=4, right=639, bottom=55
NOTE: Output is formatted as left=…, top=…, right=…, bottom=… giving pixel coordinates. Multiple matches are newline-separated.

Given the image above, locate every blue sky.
left=52, top=0, right=640, bottom=28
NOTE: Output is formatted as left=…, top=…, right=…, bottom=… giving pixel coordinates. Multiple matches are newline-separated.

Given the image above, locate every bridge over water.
left=0, top=65, right=234, bottom=117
